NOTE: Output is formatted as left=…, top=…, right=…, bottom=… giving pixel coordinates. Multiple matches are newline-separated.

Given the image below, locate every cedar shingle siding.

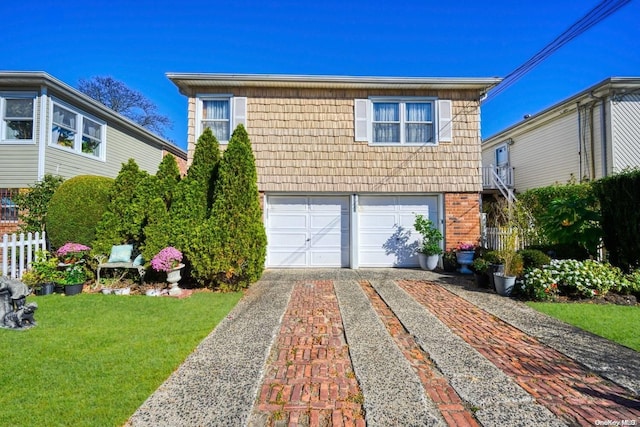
left=187, top=88, right=483, bottom=194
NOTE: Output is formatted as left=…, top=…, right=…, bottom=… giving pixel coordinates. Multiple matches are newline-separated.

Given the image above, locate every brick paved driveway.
left=129, top=269, right=640, bottom=427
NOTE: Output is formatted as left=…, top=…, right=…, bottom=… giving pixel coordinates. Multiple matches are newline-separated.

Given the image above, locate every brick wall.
left=445, top=193, right=481, bottom=250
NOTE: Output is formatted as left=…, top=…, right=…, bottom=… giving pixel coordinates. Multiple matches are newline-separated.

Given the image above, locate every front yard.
left=527, top=302, right=640, bottom=351
left=0, top=291, right=241, bottom=427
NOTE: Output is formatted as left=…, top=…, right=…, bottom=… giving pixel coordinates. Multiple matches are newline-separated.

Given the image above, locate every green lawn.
left=527, top=302, right=640, bottom=352
left=0, top=291, right=242, bottom=427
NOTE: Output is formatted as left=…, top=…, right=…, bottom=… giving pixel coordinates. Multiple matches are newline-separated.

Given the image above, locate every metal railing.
left=1, top=232, right=47, bottom=279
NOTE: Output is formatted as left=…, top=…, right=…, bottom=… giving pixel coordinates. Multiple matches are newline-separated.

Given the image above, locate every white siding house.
left=482, top=77, right=640, bottom=194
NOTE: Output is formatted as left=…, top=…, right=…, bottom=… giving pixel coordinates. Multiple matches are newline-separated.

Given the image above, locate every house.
left=482, top=77, right=640, bottom=196
left=0, top=71, right=187, bottom=236
left=168, top=73, right=501, bottom=268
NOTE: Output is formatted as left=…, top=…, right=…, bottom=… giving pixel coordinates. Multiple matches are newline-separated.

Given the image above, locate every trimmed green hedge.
left=46, top=175, right=113, bottom=248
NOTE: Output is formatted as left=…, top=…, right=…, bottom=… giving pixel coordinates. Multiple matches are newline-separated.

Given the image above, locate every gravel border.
left=334, top=280, right=446, bottom=426
left=127, top=279, right=293, bottom=427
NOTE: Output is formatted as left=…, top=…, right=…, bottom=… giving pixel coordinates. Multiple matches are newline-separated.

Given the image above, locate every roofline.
left=0, top=71, right=186, bottom=158
left=166, top=72, right=502, bottom=95
left=483, top=76, right=640, bottom=146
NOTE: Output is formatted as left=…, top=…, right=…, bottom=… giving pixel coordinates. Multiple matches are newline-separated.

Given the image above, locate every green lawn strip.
left=0, top=291, right=241, bottom=427
left=527, top=302, right=640, bottom=352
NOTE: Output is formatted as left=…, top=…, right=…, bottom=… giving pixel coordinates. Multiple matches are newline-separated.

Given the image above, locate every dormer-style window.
left=196, top=96, right=247, bottom=143
left=355, top=97, right=452, bottom=145
left=1, top=92, right=36, bottom=143
left=51, top=99, right=105, bottom=159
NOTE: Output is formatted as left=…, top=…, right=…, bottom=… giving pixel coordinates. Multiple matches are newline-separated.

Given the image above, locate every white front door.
left=266, top=195, right=350, bottom=268
left=357, top=195, right=439, bottom=267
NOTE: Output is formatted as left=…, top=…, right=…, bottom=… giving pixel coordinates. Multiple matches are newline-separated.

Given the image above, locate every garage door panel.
left=270, top=214, right=308, bottom=229
left=358, top=195, right=439, bottom=268
left=267, top=195, right=349, bottom=268
left=269, top=250, right=308, bottom=267
left=270, top=232, right=308, bottom=247
left=359, top=213, right=397, bottom=229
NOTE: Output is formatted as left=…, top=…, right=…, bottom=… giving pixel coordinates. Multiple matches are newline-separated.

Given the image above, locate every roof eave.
left=0, top=71, right=186, bottom=158
left=166, top=72, right=502, bottom=95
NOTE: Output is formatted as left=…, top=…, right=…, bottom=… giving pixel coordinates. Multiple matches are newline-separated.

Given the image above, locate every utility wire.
left=484, top=0, right=631, bottom=103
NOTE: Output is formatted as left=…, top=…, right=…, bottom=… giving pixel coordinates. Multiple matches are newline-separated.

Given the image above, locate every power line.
left=484, top=0, right=631, bottom=103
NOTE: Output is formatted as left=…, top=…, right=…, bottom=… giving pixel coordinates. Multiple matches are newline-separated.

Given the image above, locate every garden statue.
left=0, top=276, right=37, bottom=329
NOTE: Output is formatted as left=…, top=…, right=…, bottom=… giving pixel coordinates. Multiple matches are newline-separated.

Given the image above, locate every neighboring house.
left=482, top=77, right=640, bottom=197
left=0, top=71, right=187, bottom=236
left=168, top=73, right=500, bottom=268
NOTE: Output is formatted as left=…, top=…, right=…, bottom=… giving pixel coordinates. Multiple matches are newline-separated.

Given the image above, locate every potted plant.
left=442, top=249, right=457, bottom=272
left=151, top=247, right=184, bottom=295
left=493, top=227, right=524, bottom=296
left=413, top=214, right=443, bottom=270
left=60, top=263, right=89, bottom=296
left=470, top=257, right=491, bottom=287
left=21, top=250, right=62, bottom=295
left=455, top=242, right=477, bottom=274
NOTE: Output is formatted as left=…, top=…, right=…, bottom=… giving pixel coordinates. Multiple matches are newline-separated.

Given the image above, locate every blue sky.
left=3, top=0, right=639, bottom=150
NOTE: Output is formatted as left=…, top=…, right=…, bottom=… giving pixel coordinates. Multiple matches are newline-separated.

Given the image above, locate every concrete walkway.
left=127, top=269, right=640, bottom=427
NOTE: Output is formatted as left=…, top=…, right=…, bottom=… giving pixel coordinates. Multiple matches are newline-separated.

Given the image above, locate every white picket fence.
left=484, top=227, right=540, bottom=251
left=1, top=231, right=47, bottom=279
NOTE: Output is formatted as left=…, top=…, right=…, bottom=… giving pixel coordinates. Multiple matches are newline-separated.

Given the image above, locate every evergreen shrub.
left=46, top=175, right=113, bottom=248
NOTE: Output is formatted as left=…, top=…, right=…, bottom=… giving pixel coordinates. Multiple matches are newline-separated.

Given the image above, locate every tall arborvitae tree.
left=190, top=124, right=266, bottom=289
left=93, top=159, right=149, bottom=254
left=169, top=128, right=220, bottom=254
left=155, top=154, right=182, bottom=209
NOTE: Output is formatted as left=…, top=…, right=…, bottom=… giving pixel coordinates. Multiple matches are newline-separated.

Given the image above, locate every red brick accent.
left=253, top=281, right=365, bottom=425
left=444, top=193, right=481, bottom=250
left=359, top=280, right=480, bottom=427
left=399, top=280, right=640, bottom=426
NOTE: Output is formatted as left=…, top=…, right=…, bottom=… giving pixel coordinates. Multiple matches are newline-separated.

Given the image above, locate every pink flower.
left=55, top=242, right=91, bottom=257
left=455, top=242, right=476, bottom=251
left=151, top=247, right=183, bottom=272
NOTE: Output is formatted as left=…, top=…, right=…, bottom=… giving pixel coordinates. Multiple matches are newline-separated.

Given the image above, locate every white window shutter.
left=354, top=99, right=370, bottom=142
left=232, top=96, right=247, bottom=130
left=438, top=99, right=452, bottom=142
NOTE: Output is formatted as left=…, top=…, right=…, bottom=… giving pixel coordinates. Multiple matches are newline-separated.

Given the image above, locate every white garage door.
left=358, top=195, right=439, bottom=267
left=266, top=196, right=350, bottom=268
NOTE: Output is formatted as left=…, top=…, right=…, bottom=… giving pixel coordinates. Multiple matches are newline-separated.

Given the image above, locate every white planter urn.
left=418, top=253, right=439, bottom=271
left=167, top=264, right=185, bottom=296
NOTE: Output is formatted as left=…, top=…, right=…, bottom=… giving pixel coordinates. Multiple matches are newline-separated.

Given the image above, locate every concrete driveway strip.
left=334, top=280, right=446, bottom=426
left=371, top=279, right=566, bottom=427
left=127, top=279, right=294, bottom=427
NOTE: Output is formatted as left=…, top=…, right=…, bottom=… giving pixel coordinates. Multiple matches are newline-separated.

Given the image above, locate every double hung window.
left=201, top=98, right=231, bottom=142
left=51, top=100, right=104, bottom=158
left=1, top=93, right=35, bottom=143
left=372, top=100, right=434, bottom=144
left=197, top=96, right=247, bottom=143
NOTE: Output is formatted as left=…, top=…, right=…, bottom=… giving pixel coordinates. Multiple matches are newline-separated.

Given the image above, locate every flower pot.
left=418, top=253, right=439, bottom=271
left=456, top=251, right=474, bottom=274
left=35, top=282, right=55, bottom=296
left=54, top=283, right=65, bottom=294
left=487, top=263, right=504, bottom=290
left=493, top=273, right=516, bottom=296
left=473, top=272, right=490, bottom=288
left=167, top=264, right=185, bottom=295
left=64, top=283, right=84, bottom=296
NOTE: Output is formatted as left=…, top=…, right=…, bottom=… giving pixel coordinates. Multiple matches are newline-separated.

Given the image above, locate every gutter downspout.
left=37, top=86, right=48, bottom=181
left=577, top=102, right=582, bottom=180
left=601, top=97, right=608, bottom=177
